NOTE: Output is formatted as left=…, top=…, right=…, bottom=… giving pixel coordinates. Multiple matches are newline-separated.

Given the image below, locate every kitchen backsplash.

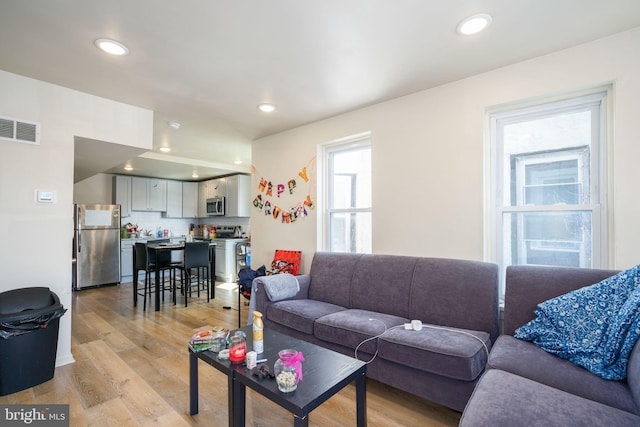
left=124, top=211, right=250, bottom=237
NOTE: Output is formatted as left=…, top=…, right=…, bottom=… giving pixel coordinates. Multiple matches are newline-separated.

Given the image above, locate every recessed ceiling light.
left=257, top=103, right=277, bottom=113
left=159, top=147, right=171, bottom=153
left=167, top=121, right=181, bottom=129
left=457, top=13, right=492, bottom=36
left=124, top=165, right=133, bottom=171
left=192, top=172, right=199, bottom=178
left=234, top=160, right=242, bottom=165
left=94, top=38, right=130, bottom=55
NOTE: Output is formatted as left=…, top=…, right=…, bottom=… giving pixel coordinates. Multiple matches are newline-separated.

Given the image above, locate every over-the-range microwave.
left=206, top=197, right=225, bottom=216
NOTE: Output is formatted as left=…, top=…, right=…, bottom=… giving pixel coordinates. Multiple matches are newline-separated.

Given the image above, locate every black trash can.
left=0, top=287, right=66, bottom=396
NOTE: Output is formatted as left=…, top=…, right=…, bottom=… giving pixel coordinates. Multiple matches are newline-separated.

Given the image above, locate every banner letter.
left=258, top=178, right=267, bottom=192
left=287, top=179, right=296, bottom=194
left=298, top=167, right=309, bottom=182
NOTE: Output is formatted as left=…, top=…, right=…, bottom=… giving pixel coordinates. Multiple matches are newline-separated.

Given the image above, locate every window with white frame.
left=489, top=91, right=608, bottom=295
left=320, top=133, right=372, bottom=253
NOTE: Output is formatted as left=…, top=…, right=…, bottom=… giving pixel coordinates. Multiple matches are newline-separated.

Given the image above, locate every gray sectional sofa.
left=460, top=265, right=640, bottom=426
left=253, top=251, right=499, bottom=411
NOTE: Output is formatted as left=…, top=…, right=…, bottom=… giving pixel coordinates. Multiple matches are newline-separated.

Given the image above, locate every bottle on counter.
left=253, top=311, right=264, bottom=354
left=211, top=227, right=217, bottom=238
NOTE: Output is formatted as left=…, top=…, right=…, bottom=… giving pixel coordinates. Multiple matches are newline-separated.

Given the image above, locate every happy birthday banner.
left=253, top=165, right=315, bottom=224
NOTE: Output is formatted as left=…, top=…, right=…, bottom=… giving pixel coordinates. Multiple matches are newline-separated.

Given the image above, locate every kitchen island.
left=121, top=236, right=187, bottom=284
left=145, top=241, right=217, bottom=310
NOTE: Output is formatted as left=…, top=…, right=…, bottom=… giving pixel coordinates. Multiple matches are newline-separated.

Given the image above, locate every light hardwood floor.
left=0, top=281, right=461, bottom=426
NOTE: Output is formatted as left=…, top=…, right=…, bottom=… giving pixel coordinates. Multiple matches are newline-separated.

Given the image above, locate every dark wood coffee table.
left=190, top=326, right=367, bottom=426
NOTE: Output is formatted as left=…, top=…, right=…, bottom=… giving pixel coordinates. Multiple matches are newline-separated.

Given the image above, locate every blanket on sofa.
left=247, top=273, right=299, bottom=325
left=515, top=264, right=640, bottom=380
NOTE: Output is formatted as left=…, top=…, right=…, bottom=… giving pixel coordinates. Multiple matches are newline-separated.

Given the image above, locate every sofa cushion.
left=314, top=309, right=407, bottom=354
left=410, top=257, right=499, bottom=342
left=488, top=335, right=638, bottom=414
left=350, top=254, right=417, bottom=318
left=378, top=325, right=490, bottom=381
left=503, top=265, right=619, bottom=336
left=459, top=369, right=640, bottom=427
left=307, top=252, right=362, bottom=307
left=514, top=264, right=640, bottom=381
left=266, top=299, right=346, bottom=335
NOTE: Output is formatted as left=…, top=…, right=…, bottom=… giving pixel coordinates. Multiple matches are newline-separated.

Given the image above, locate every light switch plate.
left=35, top=190, right=56, bottom=203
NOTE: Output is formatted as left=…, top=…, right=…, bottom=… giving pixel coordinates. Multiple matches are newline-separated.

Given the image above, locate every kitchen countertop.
left=121, top=236, right=187, bottom=242
left=122, top=236, right=248, bottom=243
left=195, top=237, right=249, bottom=242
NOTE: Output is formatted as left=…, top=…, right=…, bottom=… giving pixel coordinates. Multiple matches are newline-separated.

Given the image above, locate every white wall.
left=251, top=28, right=640, bottom=273
left=73, top=173, right=113, bottom=204
left=0, top=70, right=153, bottom=366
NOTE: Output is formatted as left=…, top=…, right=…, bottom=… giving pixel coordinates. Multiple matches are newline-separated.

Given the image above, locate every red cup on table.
left=229, top=331, right=246, bottom=364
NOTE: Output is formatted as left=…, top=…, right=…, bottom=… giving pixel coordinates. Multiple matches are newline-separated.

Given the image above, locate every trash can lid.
left=0, top=287, right=55, bottom=315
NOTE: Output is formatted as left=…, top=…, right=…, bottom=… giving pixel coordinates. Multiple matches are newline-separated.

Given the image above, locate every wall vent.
left=0, top=116, right=40, bottom=145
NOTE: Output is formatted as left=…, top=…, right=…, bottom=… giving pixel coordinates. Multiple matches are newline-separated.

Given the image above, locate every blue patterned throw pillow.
left=515, top=264, right=640, bottom=380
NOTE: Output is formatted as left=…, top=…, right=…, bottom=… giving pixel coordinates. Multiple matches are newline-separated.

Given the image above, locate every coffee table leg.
left=294, top=415, right=309, bottom=427
left=189, top=350, right=199, bottom=415
left=231, top=376, right=245, bottom=427
left=356, top=371, right=367, bottom=427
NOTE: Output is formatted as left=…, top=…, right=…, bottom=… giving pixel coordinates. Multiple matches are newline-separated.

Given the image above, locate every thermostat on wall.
left=35, top=190, right=57, bottom=204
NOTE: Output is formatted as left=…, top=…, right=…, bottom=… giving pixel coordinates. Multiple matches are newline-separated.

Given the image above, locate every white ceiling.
left=2, top=1, right=640, bottom=182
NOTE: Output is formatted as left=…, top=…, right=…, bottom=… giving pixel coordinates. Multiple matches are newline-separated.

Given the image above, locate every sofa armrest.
left=254, top=274, right=310, bottom=316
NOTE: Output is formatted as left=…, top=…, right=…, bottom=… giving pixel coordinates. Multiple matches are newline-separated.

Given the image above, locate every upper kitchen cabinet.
left=197, top=178, right=226, bottom=217
left=198, top=180, right=214, bottom=218
left=166, top=180, right=198, bottom=218
left=182, top=182, right=198, bottom=218
left=165, top=180, right=183, bottom=218
left=131, top=177, right=167, bottom=212
left=112, top=175, right=132, bottom=217
left=211, top=178, right=226, bottom=199
left=197, top=180, right=210, bottom=217
left=226, top=174, right=251, bottom=217
left=197, top=175, right=250, bottom=217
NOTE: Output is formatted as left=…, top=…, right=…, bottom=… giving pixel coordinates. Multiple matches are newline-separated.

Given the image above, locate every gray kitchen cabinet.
left=225, top=174, right=251, bottom=217
left=147, top=179, right=167, bottom=211
left=112, top=175, right=132, bottom=217
left=214, top=241, right=226, bottom=280
left=165, top=180, right=183, bottom=218
left=213, top=238, right=247, bottom=282
left=198, top=181, right=208, bottom=217
left=131, top=177, right=167, bottom=211
left=211, top=178, right=226, bottom=198
left=197, top=179, right=223, bottom=217
left=121, top=239, right=134, bottom=283
left=197, top=176, right=248, bottom=218
left=131, top=178, right=148, bottom=211
left=182, top=182, right=198, bottom=218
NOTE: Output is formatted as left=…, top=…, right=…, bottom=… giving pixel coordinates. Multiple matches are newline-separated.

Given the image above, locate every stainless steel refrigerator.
left=73, top=204, right=121, bottom=290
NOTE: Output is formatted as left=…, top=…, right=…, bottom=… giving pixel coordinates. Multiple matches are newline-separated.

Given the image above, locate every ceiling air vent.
left=0, top=116, right=40, bottom=145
